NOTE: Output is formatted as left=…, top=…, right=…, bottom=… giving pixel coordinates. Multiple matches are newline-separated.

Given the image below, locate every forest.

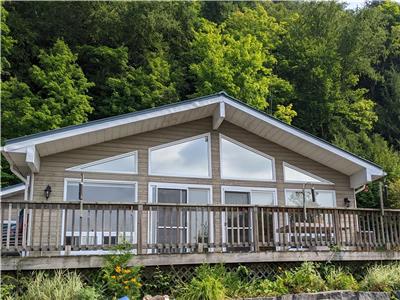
left=1, top=1, right=399, bottom=208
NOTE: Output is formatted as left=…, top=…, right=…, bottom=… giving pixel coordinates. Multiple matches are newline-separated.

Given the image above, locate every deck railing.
left=1, top=201, right=399, bottom=255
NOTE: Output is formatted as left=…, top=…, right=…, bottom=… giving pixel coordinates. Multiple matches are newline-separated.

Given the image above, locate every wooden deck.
left=1, top=200, right=399, bottom=270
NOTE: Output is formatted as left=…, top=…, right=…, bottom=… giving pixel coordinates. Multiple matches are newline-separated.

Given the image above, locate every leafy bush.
left=175, top=265, right=226, bottom=300
left=102, top=243, right=142, bottom=299
left=0, top=274, right=18, bottom=300
left=281, top=262, right=327, bottom=294
left=360, top=263, right=400, bottom=293
left=76, top=286, right=102, bottom=300
left=324, top=267, right=359, bottom=291
left=142, top=267, right=174, bottom=296
left=20, top=271, right=86, bottom=300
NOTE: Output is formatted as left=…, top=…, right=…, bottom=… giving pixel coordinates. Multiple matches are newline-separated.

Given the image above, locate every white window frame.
left=61, top=178, right=138, bottom=255
left=148, top=133, right=212, bottom=179
left=282, top=162, right=334, bottom=185
left=219, top=134, right=276, bottom=182
left=221, top=186, right=278, bottom=247
left=147, top=182, right=214, bottom=250
left=65, top=151, right=138, bottom=175
left=284, top=188, right=337, bottom=208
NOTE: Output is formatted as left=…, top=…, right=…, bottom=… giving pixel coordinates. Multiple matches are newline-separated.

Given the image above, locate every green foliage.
left=176, top=265, right=226, bottom=300
left=190, top=5, right=292, bottom=110
left=360, top=263, right=400, bottom=293
left=143, top=267, right=174, bottom=296
left=102, top=243, right=142, bottom=299
left=278, top=262, right=327, bottom=294
left=1, top=39, right=93, bottom=139
left=324, top=267, right=359, bottom=291
left=20, top=271, right=88, bottom=300
left=274, top=104, right=297, bottom=124
left=1, top=4, right=16, bottom=76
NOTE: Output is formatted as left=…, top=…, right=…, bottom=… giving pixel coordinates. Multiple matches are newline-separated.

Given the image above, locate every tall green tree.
left=190, top=5, right=292, bottom=111
left=2, top=39, right=93, bottom=138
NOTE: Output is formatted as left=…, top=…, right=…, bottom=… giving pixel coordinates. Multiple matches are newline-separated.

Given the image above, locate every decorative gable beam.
left=213, top=102, right=225, bottom=130
left=26, top=146, right=40, bottom=173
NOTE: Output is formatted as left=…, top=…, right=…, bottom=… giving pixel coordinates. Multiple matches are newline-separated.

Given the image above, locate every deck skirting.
left=2, top=251, right=399, bottom=271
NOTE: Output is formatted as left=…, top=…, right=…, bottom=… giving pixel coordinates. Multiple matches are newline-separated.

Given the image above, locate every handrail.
left=2, top=200, right=399, bottom=212
left=1, top=200, right=399, bottom=255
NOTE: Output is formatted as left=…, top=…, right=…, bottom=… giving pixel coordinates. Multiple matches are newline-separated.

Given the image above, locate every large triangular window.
left=283, top=162, right=333, bottom=184
left=66, top=151, right=137, bottom=174
left=149, top=133, right=211, bottom=178
left=220, top=135, right=275, bottom=181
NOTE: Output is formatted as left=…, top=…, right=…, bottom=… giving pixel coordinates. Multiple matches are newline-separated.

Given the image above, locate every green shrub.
left=76, top=286, right=102, bottom=300
left=102, top=243, right=142, bottom=299
left=20, top=271, right=85, bottom=300
left=360, top=263, right=400, bottom=293
left=280, top=262, right=327, bottom=294
left=175, top=264, right=226, bottom=300
left=0, top=275, right=18, bottom=300
left=256, top=277, right=289, bottom=297
left=324, top=267, right=359, bottom=291
left=143, top=267, right=174, bottom=296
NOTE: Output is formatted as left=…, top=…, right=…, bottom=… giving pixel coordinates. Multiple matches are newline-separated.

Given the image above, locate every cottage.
left=1, top=92, right=399, bottom=270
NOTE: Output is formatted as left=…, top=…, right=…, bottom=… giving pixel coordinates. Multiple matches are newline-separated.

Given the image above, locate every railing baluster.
left=6, top=203, right=12, bottom=251
left=48, top=204, right=52, bottom=250
left=15, top=203, right=20, bottom=250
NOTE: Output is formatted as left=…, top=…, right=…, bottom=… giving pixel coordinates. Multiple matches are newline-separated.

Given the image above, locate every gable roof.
left=2, top=92, right=385, bottom=188
left=0, top=183, right=25, bottom=198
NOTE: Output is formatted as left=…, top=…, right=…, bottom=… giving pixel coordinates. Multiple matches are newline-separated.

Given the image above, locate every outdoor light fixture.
left=344, top=197, right=351, bottom=208
left=44, top=185, right=52, bottom=199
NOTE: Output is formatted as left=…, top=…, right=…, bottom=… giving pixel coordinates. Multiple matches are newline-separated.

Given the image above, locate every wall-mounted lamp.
left=344, top=197, right=351, bottom=208
left=44, top=185, right=52, bottom=200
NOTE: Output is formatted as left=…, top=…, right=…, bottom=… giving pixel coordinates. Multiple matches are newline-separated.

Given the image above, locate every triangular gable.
left=66, top=151, right=137, bottom=174
left=283, top=162, right=333, bottom=184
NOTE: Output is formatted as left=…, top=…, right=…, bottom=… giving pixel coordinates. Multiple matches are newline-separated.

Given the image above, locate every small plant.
left=102, top=242, right=142, bottom=299
left=175, top=264, right=226, bottom=300
left=143, top=267, right=174, bottom=296
left=0, top=274, right=18, bottom=300
left=281, top=262, right=327, bottom=294
left=20, top=270, right=86, bottom=300
left=324, top=267, right=359, bottom=291
left=76, top=286, right=102, bottom=300
left=360, top=263, right=400, bottom=293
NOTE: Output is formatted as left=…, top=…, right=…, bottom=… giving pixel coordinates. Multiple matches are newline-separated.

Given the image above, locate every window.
left=66, top=151, right=137, bottom=175
left=148, top=183, right=212, bottom=248
left=149, top=134, right=211, bottom=178
left=222, top=186, right=277, bottom=247
left=222, top=186, right=276, bottom=206
left=285, top=189, right=336, bottom=208
left=220, top=135, right=275, bottom=181
left=283, top=162, right=332, bottom=184
left=65, top=180, right=137, bottom=202
left=63, top=179, right=137, bottom=249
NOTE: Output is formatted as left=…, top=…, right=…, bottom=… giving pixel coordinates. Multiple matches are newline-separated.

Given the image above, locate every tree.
left=78, top=45, right=178, bottom=118
left=1, top=39, right=93, bottom=138
left=1, top=4, right=16, bottom=77
left=190, top=5, right=292, bottom=110
left=273, top=2, right=382, bottom=140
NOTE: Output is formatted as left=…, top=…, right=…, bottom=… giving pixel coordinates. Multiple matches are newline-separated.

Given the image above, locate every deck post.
left=137, top=204, right=143, bottom=255
left=379, top=182, right=389, bottom=250
left=252, top=207, right=259, bottom=252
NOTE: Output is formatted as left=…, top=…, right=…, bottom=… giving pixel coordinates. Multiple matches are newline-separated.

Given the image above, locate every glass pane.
left=157, top=188, right=187, bottom=204
left=251, top=191, right=275, bottom=205
left=286, top=190, right=335, bottom=208
left=221, top=137, right=273, bottom=180
left=66, top=182, right=135, bottom=202
left=284, top=165, right=324, bottom=183
left=188, top=188, right=209, bottom=244
left=81, top=154, right=136, bottom=173
left=150, top=136, right=210, bottom=177
left=225, top=191, right=250, bottom=204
